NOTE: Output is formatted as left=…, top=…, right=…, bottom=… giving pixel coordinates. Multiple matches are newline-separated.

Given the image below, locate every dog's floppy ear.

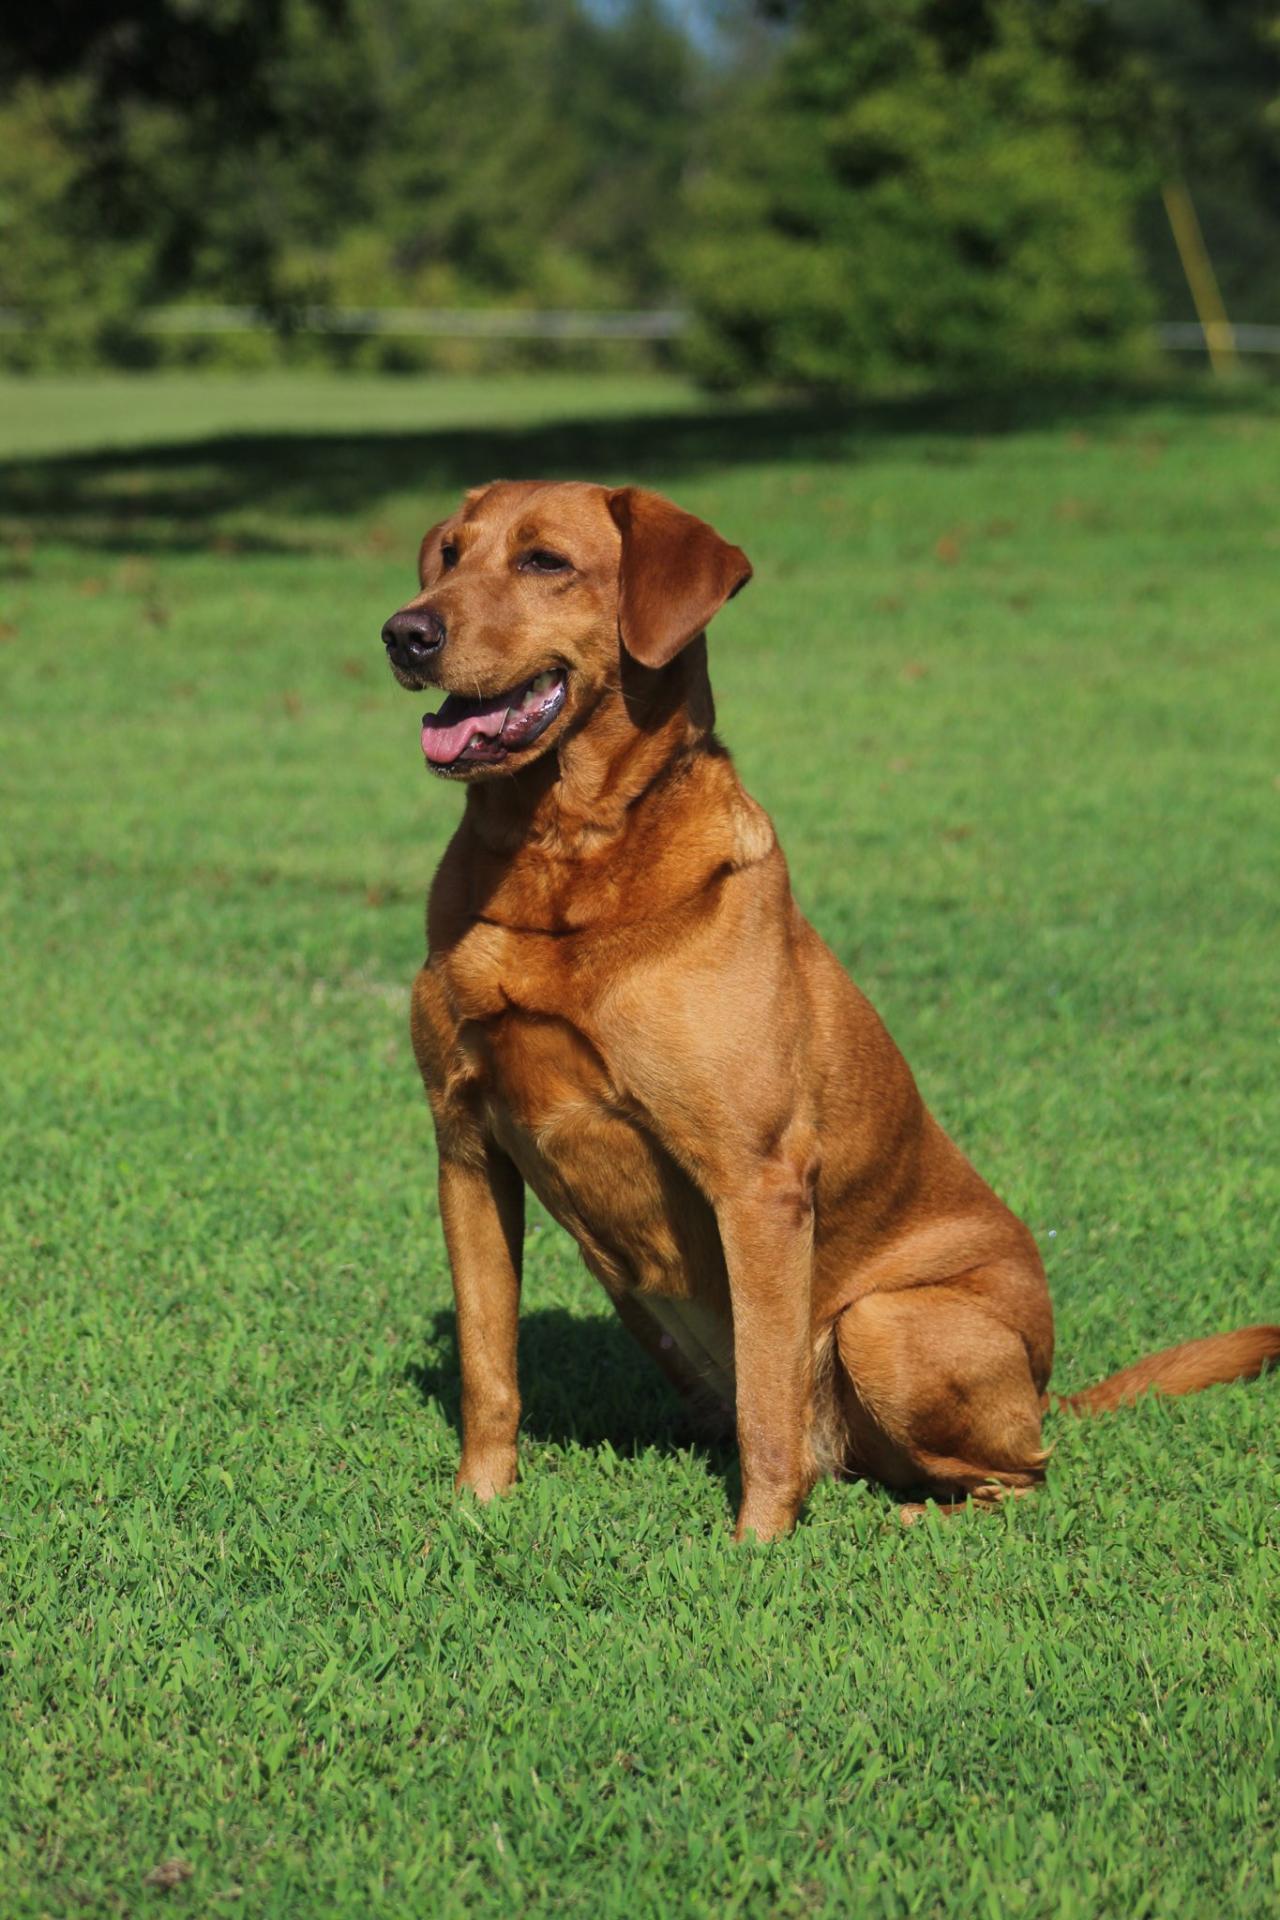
left=607, top=487, right=752, bottom=670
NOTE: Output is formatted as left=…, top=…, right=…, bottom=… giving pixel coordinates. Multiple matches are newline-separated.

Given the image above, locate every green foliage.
left=1101, top=0, right=1280, bottom=321
left=0, top=77, right=127, bottom=367
left=0, top=0, right=698, bottom=369
left=348, top=0, right=693, bottom=304
left=3, top=3, right=1279, bottom=382
left=0, top=1, right=381, bottom=363
left=2, top=370, right=1279, bottom=1914
left=682, top=0, right=1156, bottom=392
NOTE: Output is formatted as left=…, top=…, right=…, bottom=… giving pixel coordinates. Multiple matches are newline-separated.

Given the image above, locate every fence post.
left=1161, top=183, right=1240, bottom=377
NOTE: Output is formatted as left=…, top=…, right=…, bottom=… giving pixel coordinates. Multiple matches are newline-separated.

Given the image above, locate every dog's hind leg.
left=833, top=1271, right=1053, bottom=1505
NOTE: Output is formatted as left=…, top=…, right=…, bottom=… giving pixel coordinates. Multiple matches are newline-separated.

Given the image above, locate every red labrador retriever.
left=381, top=480, right=1278, bottom=1538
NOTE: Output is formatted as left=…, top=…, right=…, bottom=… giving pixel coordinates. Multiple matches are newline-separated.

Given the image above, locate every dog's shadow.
left=406, top=1305, right=739, bottom=1501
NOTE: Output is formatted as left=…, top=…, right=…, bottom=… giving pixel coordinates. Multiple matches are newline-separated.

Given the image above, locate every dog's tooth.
left=531, top=671, right=554, bottom=694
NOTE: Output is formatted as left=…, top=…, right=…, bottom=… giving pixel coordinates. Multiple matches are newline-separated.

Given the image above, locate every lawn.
left=1, top=371, right=1277, bottom=1919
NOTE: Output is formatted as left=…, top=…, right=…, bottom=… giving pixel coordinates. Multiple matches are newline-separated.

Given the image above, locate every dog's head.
left=381, top=481, right=752, bottom=779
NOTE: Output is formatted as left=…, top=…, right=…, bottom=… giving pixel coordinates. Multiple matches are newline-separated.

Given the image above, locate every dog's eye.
left=520, top=549, right=572, bottom=574
left=441, top=541, right=459, bottom=570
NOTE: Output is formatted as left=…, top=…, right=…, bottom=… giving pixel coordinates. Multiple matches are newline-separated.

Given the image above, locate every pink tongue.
left=421, top=694, right=511, bottom=766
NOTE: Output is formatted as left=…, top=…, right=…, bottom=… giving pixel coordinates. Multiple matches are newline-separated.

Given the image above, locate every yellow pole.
left=1161, top=181, right=1241, bottom=376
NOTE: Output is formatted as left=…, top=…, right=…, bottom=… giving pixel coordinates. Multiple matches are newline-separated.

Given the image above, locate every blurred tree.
left=2, top=0, right=1276, bottom=375
left=1097, top=0, right=1280, bottom=322
left=340, top=0, right=695, bottom=305
left=0, top=3, right=375, bottom=298
left=0, top=0, right=699, bottom=361
left=680, top=0, right=1157, bottom=392
left=0, top=1, right=381, bottom=360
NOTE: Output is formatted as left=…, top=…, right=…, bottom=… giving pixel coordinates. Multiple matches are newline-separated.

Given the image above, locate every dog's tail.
left=1053, top=1323, right=1280, bottom=1415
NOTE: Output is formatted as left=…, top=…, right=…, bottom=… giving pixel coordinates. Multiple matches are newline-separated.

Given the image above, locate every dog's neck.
left=463, top=639, right=717, bottom=858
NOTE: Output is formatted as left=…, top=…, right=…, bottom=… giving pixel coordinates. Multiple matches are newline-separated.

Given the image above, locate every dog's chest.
left=491, top=1010, right=724, bottom=1299
left=476, top=1006, right=736, bottom=1405
left=443, top=930, right=725, bottom=1308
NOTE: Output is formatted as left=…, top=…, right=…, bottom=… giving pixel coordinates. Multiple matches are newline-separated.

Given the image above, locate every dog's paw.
left=455, top=1450, right=518, bottom=1502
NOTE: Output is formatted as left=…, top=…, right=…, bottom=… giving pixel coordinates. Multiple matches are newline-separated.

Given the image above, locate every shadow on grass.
left=0, top=376, right=1245, bottom=559
left=407, top=1305, right=738, bottom=1496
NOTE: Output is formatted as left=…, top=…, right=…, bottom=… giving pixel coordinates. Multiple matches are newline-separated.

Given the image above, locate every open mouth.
left=420, top=668, right=568, bottom=773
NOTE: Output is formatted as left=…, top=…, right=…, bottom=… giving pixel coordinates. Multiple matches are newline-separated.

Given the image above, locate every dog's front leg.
left=437, top=1142, right=525, bottom=1501
left=717, top=1164, right=817, bottom=1542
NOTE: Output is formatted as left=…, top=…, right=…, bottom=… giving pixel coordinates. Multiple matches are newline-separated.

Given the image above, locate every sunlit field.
left=2, top=372, right=1277, bottom=1918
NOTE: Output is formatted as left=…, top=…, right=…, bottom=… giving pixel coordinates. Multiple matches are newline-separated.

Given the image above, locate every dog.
left=381, top=480, right=1278, bottom=1539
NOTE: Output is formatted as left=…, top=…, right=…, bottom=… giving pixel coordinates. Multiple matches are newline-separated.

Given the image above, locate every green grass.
left=2, top=372, right=1277, bottom=1919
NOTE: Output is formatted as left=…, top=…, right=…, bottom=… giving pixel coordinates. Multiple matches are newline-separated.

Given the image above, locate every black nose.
left=382, top=605, right=446, bottom=665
